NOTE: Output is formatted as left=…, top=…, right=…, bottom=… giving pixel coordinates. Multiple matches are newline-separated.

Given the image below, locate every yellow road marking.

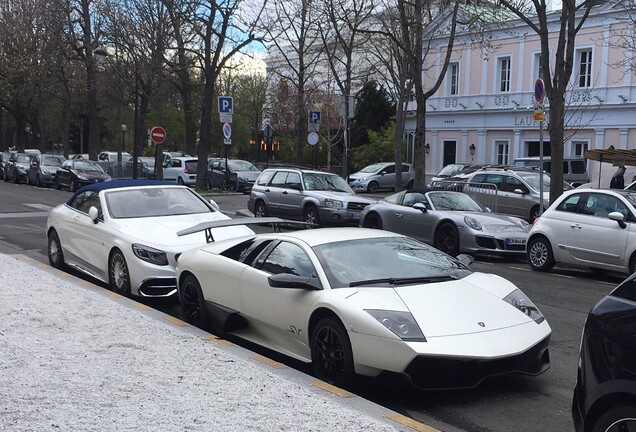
left=203, top=335, right=234, bottom=347
left=80, top=281, right=97, bottom=287
left=21, top=256, right=34, bottom=261
left=38, top=263, right=50, bottom=269
left=310, top=381, right=354, bottom=398
left=164, top=316, right=189, bottom=327
left=384, top=413, right=439, bottom=432
left=132, top=302, right=153, bottom=311
left=251, top=356, right=287, bottom=369
left=57, top=271, right=70, bottom=277
left=104, top=291, right=122, bottom=298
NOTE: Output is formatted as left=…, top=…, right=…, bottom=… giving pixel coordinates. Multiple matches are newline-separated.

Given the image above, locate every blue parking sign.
left=308, top=111, right=321, bottom=124
left=218, top=96, right=233, bottom=114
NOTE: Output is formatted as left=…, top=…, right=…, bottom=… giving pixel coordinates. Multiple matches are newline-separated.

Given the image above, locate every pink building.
left=404, top=4, right=636, bottom=183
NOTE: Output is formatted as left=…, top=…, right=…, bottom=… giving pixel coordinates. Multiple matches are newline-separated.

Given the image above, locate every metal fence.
left=97, top=162, right=154, bottom=180
left=431, top=180, right=499, bottom=212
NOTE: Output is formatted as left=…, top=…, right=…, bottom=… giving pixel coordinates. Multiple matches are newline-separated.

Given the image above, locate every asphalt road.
left=0, top=180, right=623, bottom=432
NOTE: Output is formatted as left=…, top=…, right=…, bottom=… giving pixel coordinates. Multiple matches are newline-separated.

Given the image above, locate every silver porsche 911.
left=359, top=189, right=530, bottom=257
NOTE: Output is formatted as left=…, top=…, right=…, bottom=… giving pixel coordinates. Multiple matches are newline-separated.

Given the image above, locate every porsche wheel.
left=434, top=222, right=460, bottom=257
left=527, top=236, right=555, bottom=272
left=367, top=181, right=379, bottom=193
left=303, top=205, right=320, bottom=227
left=591, top=404, right=636, bottom=432
left=362, top=213, right=383, bottom=230
left=310, top=317, right=354, bottom=386
left=47, top=230, right=65, bottom=269
left=254, top=201, right=268, bottom=218
left=109, top=249, right=131, bottom=296
left=180, top=274, right=209, bottom=330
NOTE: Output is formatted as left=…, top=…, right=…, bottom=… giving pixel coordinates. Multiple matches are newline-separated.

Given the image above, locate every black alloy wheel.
left=47, top=230, right=65, bottom=269
left=109, top=249, right=131, bottom=296
left=591, top=404, right=636, bottom=432
left=180, top=274, right=209, bottom=330
left=434, top=222, right=460, bottom=257
left=367, top=181, right=379, bottom=193
left=310, top=317, right=355, bottom=387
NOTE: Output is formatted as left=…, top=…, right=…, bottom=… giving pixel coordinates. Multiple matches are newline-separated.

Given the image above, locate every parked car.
left=98, top=151, right=133, bottom=163
left=572, top=273, right=636, bottom=432
left=429, top=163, right=485, bottom=185
left=349, top=162, right=415, bottom=193
left=359, top=189, right=530, bottom=257
left=463, top=166, right=574, bottom=222
left=176, top=222, right=551, bottom=388
left=46, top=180, right=253, bottom=297
left=163, top=156, right=198, bottom=186
left=26, top=153, right=65, bottom=187
left=0, top=151, right=16, bottom=181
left=512, top=156, right=589, bottom=187
left=138, top=156, right=157, bottom=180
left=527, top=188, right=636, bottom=274
left=55, top=159, right=112, bottom=191
left=248, top=167, right=376, bottom=226
left=5, top=152, right=35, bottom=184
left=207, top=158, right=261, bottom=193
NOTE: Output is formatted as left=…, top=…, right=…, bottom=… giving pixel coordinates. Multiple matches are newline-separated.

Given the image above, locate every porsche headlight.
left=464, top=216, right=482, bottom=230
left=504, top=289, right=544, bottom=324
left=325, top=199, right=343, bottom=208
left=132, top=244, right=169, bottom=266
left=366, top=310, right=426, bottom=341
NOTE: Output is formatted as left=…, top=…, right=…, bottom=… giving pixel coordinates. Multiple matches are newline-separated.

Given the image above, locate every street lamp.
left=119, top=124, right=127, bottom=178
left=85, top=45, right=108, bottom=160
left=25, top=125, right=31, bottom=150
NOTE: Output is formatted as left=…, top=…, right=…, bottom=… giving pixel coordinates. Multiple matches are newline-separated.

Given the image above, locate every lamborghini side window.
left=221, top=238, right=274, bottom=264
left=259, top=241, right=316, bottom=278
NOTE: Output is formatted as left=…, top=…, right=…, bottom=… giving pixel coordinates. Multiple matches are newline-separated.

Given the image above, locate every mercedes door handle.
left=570, top=224, right=582, bottom=229
left=395, top=213, right=403, bottom=218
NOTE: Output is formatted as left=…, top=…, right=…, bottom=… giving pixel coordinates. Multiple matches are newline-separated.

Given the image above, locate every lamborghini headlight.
left=464, top=216, right=482, bottom=230
left=132, top=243, right=169, bottom=266
left=366, top=310, right=426, bottom=341
left=504, top=289, right=544, bottom=324
left=325, top=199, right=343, bottom=208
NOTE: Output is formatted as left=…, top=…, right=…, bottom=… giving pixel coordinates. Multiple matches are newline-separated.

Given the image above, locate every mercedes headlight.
left=519, top=219, right=531, bottom=229
left=366, top=310, right=426, bottom=341
left=503, top=289, right=544, bottom=323
left=132, top=244, right=169, bottom=266
left=464, top=216, right=482, bottom=230
left=325, top=199, right=343, bottom=208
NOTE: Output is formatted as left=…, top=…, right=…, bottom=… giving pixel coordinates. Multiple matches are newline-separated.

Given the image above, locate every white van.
left=512, top=157, right=589, bottom=187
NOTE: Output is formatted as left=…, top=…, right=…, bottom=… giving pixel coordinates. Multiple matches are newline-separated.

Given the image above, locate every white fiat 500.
left=46, top=180, right=253, bottom=297
left=176, top=221, right=551, bottom=389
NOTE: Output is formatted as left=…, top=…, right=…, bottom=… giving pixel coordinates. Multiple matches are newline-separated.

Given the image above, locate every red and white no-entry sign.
left=150, top=126, right=166, bottom=144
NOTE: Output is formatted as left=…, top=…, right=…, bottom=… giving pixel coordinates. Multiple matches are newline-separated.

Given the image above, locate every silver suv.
left=464, top=167, right=574, bottom=222
left=248, top=168, right=377, bottom=226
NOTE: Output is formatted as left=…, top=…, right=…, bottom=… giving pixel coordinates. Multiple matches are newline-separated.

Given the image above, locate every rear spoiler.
left=177, top=217, right=314, bottom=243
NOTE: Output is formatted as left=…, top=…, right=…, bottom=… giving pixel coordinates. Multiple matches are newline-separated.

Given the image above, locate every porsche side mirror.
left=208, top=199, right=220, bottom=212
left=412, top=202, right=428, bottom=213
left=88, top=206, right=100, bottom=224
left=267, top=273, right=322, bottom=290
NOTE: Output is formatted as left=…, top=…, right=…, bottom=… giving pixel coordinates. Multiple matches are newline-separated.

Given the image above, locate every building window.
left=573, top=141, right=589, bottom=158
left=498, top=57, right=511, bottom=92
left=448, top=62, right=459, bottom=96
left=577, top=49, right=592, bottom=88
left=496, top=140, right=509, bottom=165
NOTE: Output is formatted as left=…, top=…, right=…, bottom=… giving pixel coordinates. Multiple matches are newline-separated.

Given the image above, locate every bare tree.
left=317, top=0, right=376, bottom=179
left=497, top=0, right=600, bottom=202
left=262, top=0, right=322, bottom=166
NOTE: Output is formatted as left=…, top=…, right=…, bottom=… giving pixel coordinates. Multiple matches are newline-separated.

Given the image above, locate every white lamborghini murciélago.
left=175, top=220, right=551, bottom=389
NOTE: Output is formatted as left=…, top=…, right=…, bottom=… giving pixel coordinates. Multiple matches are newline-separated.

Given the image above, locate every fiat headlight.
left=464, top=216, right=482, bottom=230
left=504, top=289, right=544, bottom=323
left=325, top=199, right=343, bottom=208
left=366, top=310, right=426, bottom=341
left=132, top=244, right=169, bottom=266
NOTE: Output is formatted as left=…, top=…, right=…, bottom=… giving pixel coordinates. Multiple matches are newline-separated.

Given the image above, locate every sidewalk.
left=0, top=253, right=438, bottom=432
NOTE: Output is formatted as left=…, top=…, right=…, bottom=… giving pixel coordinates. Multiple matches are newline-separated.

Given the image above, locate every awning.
left=584, top=149, right=636, bottom=166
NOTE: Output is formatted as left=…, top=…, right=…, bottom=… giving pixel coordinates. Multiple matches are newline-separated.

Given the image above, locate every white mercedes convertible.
left=175, top=220, right=551, bottom=389
left=46, top=180, right=253, bottom=297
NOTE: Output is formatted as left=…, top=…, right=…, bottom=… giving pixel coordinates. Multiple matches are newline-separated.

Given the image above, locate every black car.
left=5, top=152, right=34, bottom=184
left=207, top=158, right=261, bottom=193
left=572, top=274, right=636, bottom=432
left=0, top=151, right=14, bottom=181
left=55, top=159, right=111, bottom=191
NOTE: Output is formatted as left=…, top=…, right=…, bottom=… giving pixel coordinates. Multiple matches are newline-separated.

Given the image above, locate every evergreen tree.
left=350, top=81, right=395, bottom=150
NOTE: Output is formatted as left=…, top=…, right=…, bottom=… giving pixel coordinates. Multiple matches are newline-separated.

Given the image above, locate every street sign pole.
left=534, top=79, right=546, bottom=218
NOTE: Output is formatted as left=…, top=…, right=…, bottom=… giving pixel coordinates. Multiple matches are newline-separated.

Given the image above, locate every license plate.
left=350, top=212, right=360, bottom=220
left=506, top=238, right=526, bottom=245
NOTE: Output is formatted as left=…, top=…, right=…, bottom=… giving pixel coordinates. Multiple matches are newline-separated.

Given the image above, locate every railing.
left=97, top=161, right=153, bottom=180
left=431, top=180, right=499, bottom=212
